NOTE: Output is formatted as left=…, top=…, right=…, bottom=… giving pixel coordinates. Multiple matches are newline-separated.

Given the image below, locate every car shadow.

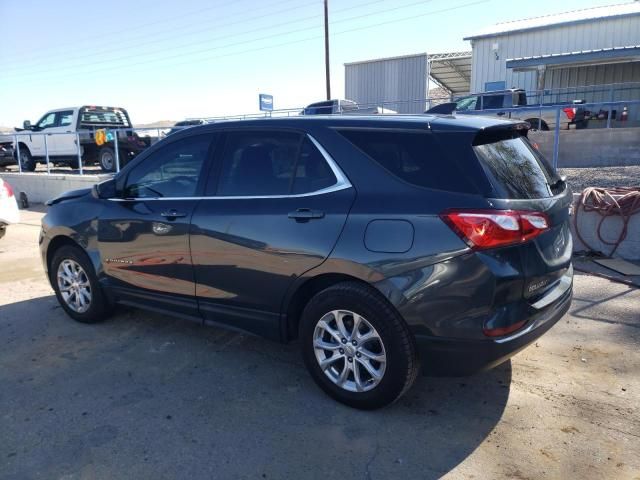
left=0, top=296, right=511, bottom=479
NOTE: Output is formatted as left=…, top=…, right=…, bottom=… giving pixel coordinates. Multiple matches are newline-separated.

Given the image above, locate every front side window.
left=37, top=113, right=56, bottom=129
left=123, top=135, right=212, bottom=198
left=482, top=94, right=505, bottom=109
left=216, top=131, right=337, bottom=196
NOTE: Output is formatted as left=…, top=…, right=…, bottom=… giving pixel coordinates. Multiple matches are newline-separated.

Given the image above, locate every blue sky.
left=0, top=0, right=613, bottom=126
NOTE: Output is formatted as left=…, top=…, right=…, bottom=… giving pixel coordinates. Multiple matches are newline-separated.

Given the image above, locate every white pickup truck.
left=0, top=106, right=149, bottom=172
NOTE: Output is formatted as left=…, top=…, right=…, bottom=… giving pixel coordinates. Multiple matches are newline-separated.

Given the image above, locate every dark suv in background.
left=40, top=115, right=573, bottom=409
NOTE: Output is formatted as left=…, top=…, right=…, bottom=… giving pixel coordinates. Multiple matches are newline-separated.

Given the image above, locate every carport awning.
left=506, top=45, right=640, bottom=71
left=428, top=51, right=472, bottom=94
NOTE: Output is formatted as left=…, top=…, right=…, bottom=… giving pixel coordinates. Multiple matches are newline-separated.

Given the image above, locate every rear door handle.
left=161, top=209, right=188, bottom=219
left=288, top=208, right=325, bottom=221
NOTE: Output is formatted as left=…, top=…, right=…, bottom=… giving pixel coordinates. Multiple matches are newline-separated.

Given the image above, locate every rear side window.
left=216, top=131, right=337, bottom=196
left=473, top=137, right=555, bottom=199
left=337, top=129, right=477, bottom=193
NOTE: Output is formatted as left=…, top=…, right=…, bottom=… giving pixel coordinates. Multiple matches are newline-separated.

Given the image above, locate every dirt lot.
left=1, top=210, right=639, bottom=479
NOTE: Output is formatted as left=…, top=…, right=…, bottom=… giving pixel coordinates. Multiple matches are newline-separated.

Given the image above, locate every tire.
left=17, top=146, right=36, bottom=172
left=68, top=159, right=79, bottom=170
left=99, top=146, right=116, bottom=172
left=0, top=224, right=5, bottom=240
left=525, top=118, right=548, bottom=131
left=576, top=119, right=589, bottom=130
left=300, top=281, right=419, bottom=409
left=50, top=245, right=111, bottom=323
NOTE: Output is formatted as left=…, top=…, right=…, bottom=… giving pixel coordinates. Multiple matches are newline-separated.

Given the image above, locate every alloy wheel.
left=313, top=310, right=387, bottom=393
left=57, top=259, right=92, bottom=313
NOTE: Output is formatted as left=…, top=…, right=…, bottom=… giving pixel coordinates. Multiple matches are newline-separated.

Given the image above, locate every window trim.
left=109, top=134, right=351, bottom=201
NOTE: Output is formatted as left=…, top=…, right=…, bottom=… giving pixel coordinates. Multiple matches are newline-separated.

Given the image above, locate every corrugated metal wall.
left=345, top=54, right=428, bottom=114
left=470, top=15, right=640, bottom=93
left=544, top=62, right=640, bottom=101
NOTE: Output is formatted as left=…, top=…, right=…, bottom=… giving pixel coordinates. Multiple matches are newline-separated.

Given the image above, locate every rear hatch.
left=471, top=126, right=573, bottom=301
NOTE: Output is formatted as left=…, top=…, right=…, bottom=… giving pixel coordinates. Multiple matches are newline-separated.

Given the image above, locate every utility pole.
left=324, top=0, right=331, bottom=100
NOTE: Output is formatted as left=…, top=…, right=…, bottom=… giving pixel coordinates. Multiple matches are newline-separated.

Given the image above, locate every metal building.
left=344, top=52, right=472, bottom=114
left=464, top=2, right=640, bottom=95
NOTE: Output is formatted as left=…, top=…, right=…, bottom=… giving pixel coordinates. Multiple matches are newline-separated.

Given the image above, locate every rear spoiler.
left=472, top=122, right=530, bottom=146
left=425, top=102, right=457, bottom=114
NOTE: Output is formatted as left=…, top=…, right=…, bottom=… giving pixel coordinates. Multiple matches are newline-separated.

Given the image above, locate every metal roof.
left=464, top=2, right=640, bottom=40
left=428, top=51, right=472, bottom=94
left=506, top=45, right=640, bottom=69
left=344, top=52, right=428, bottom=67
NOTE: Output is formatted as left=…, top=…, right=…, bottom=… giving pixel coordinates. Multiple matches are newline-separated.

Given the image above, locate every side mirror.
left=23, top=120, right=32, bottom=130
left=93, top=178, right=117, bottom=199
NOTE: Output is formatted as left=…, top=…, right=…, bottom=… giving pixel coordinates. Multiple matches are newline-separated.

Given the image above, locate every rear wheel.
left=17, top=146, right=36, bottom=171
left=50, top=245, right=111, bottom=323
left=300, top=282, right=419, bottom=409
left=99, top=147, right=116, bottom=172
left=525, top=118, right=549, bottom=131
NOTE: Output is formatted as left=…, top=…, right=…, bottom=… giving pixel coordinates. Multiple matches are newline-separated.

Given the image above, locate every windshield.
left=473, top=137, right=559, bottom=199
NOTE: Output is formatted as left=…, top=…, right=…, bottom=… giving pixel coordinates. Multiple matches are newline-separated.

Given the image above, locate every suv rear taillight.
left=0, top=180, right=14, bottom=199
left=440, top=209, right=550, bottom=250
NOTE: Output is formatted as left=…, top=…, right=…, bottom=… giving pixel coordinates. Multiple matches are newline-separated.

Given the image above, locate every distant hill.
left=133, top=120, right=177, bottom=128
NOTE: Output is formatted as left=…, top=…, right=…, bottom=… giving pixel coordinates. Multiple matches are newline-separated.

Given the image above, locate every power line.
left=0, top=0, right=269, bottom=61
left=3, top=0, right=313, bottom=68
left=4, top=0, right=488, bottom=87
left=5, top=0, right=384, bottom=75
left=3, top=0, right=438, bottom=80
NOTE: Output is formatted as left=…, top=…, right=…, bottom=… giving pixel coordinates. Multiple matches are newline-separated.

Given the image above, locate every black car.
left=40, top=115, right=573, bottom=409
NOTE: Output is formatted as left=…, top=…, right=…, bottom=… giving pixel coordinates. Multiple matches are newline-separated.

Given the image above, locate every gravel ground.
left=559, top=166, right=640, bottom=193
left=1, top=210, right=639, bottom=479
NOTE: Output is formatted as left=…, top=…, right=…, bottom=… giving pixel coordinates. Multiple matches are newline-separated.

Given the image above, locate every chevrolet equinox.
left=40, top=115, right=573, bottom=409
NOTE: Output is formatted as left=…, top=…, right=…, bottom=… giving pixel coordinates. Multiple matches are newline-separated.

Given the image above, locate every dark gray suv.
left=40, top=115, right=573, bottom=409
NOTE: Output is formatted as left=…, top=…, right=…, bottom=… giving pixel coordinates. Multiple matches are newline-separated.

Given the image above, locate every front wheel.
left=300, top=282, right=419, bottom=409
left=50, top=245, right=111, bottom=323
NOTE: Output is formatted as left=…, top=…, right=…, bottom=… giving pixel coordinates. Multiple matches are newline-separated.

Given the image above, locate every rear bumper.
left=416, top=285, right=572, bottom=376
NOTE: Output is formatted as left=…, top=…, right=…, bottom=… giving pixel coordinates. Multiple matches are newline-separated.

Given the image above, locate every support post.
left=114, top=130, right=121, bottom=173
left=14, top=135, right=22, bottom=173
left=552, top=107, right=561, bottom=170
left=324, top=0, right=331, bottom=100
left=76, top=133, right=83, bottom=175
left=44, top=134, right=50, bottom=174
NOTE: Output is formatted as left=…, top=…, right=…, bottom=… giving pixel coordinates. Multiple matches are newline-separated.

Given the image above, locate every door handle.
left=160, top=209, right=188, bottom=219
left=288, top=208, right=325, bottom=221
left=496, top=111, right=506, bottom=116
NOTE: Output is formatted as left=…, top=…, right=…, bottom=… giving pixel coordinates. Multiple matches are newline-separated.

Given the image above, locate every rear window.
left=79, top=107, right=131, bottom=127
left=473, top=137, right=556, bottom=199
left=337, top=129, right=477, bottom=194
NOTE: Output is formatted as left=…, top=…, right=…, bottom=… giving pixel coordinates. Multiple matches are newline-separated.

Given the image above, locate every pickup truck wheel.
left=525, top=119, right=549, bottom=131
left=17, top=147, right=36, bottom=172
left=99, top=147, right=115, bottom=172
